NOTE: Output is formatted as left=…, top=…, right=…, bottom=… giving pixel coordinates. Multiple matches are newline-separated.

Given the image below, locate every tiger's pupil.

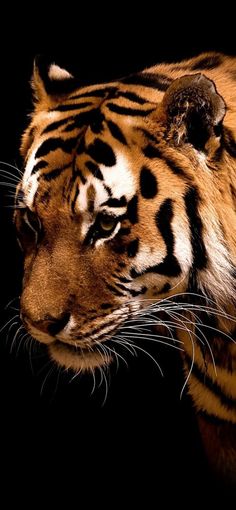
left=99, top=216, right=117, bottom=232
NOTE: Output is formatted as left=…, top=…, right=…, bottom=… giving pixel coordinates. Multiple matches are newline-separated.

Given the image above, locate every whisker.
left=0, top=160, right=23, bottom=174
left=0, top=181, right=17, bottom=189
left=0, top=314, right=19, bottom=334
left=114, top=337, right=164, bottom=376
left=40, top=363, right=57, bottom=396
left=4, top=296, right=19, bottom=310
left=10, top=325, right=25, bottom=354
left=0, top=169, right=21, bottom=183
left=179, top=324, right=195, bottom=400
left=90, top=368, right=97, bottom=395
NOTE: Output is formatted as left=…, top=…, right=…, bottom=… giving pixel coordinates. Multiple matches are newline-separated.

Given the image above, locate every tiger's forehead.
left=22, top=132, right=137, bottom=214
left=20, top=94, right=151, bottom=211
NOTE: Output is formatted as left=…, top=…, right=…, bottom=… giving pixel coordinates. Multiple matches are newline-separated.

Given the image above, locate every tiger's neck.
left=178, top=307, right=236, bottom=423
left=178, top=310, right=236, bottom=482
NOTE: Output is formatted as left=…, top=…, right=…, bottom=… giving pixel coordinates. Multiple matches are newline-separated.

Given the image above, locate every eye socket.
left=95, top=213, right=119, bottom=239
left=15, top=207, right=42, bottom=249
left=98, top=214, right=118, bottom=233
left=23, top=208, right=41, bottom=233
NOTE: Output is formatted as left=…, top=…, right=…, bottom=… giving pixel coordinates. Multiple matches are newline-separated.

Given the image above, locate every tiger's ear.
left=32, top=55, right=79, bottom=105
left=162, top=73, right=226, bottom=152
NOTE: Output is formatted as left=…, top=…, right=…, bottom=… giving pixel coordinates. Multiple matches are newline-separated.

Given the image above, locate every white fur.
left=134, top=244, right=164, bottom=273
left=77, top=177, right=108, bottom=214
left=48, top=64, right=73, bottom=81
left=172, top=214, right=192, bottom=274
left=199, top=214, right=234, bottom=304
left=23, top=145, right=39, bottom=184
left=61, top=316, right=76, bottom=336
left=22, top=141, right=40, bottom=208
left=100, top=152, right=136, bottom=200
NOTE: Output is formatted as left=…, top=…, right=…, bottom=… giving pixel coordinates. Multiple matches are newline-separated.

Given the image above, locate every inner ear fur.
left=31, top=55, right=79, bottom=108
left=162, top=73, right=226, bottom=151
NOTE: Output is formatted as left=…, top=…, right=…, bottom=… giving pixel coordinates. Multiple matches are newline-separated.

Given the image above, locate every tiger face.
left=16, top=58, right=231, bottom=371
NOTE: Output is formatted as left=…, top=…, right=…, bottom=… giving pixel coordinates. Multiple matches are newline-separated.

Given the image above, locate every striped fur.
left=16, top=53, right=236, bottom=481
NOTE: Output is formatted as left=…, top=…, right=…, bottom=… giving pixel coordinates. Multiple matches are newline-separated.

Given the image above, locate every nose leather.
left=24, top=312, right=70, bottom=336
left=46, top=313, right=70, bottom=335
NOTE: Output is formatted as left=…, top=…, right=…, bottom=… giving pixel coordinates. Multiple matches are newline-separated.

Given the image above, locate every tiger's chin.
left=48, top=341, right=112, bottom=371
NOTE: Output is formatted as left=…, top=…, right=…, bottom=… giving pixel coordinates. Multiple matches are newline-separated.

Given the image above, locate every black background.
left=0, top=12, right=235, bottom=503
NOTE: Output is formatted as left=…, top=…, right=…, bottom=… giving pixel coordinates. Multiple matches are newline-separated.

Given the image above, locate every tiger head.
left=16, top=58, right=236, bottom=371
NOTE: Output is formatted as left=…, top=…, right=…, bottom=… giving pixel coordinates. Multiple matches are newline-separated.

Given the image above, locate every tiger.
left=13, top=51, right=236, bottom=483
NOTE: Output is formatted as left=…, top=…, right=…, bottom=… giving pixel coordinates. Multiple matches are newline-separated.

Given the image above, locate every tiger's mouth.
left=48, top=338, right=114, bottom=371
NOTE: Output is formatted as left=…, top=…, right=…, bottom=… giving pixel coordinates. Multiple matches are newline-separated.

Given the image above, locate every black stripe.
left=165, top=157, right=188, bottom=178
left=76, top=168, right=87, bottom=184
left=117, top=276, right=132, bottom=283
left=191, top=54, right=223, bottom=71
left=130, top=259, right=181, bottom=278
left=40, top=163, right=70, bottom=181
left=143, top=144, right=188, bottom=178
left=117, top=90, right=147, bottom=104
left=106, top=120, right=127, bottom=145
left=127, top=238, right=139, bottom=258
left=157, top=199, right=175, bottom=251
left=42, top=117, right=74, bottom=134
left=159, top=282, right=171, bottom=293
left=142, top=144, right=162, bottom=159
left=86, top=138, right=116, bottom=167
left=129, top=286, right=147, bottom=296
left=63, top=111, right=95, bottom=132
left=102, top=196, right=127, bottom=208
left=115, top=282, right=130, bottom=292
left=63, top=121, right=81, bottom=133
left=185, top=353, right=236, bottom=410
left=137, top=128, right=158, bottom=144
left=106, top=103, right=155, bottom=117
left=140, top=166, right=158, bottom=199
left=223, top=127, right=236, bottom=158
left=155, top=198, right=181, bottom=276
left=85, top=161, right=104, bottom=180
left=105, top=283, right=127, bottom=297
left=230, top=183, right=236, bottom=203
left=104, top=184, right=112, bottom=196
left=100, top=303, right=113, bottom=309
left=76, top=136, right=85, bottom=155
left=74, top=318, right=117, bottom=340
left=31, top=160, right=48, bottom=175
left=51, top=102, right=92, bottom=112
left=35, top=137, right=77, bottom=159
left=90, top=110, right=105, bottom=134
left=68, top=86, right=117, bottom=100
left=120, top=72, right=173, bottom=91
left=131, top=199, right=181, bottom=278
left=127, top=195, right=138, bottom=224
left=184, top=187, right=208, bottom=270
left=198, top=410, right=235, bottom=426
left=71, top=186, right=80, bottom=214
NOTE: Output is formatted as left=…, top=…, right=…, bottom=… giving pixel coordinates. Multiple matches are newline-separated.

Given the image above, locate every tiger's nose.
left=23, top=312, right=70, bottom=336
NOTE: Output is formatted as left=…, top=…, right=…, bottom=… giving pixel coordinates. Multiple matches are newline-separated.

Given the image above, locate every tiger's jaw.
left=23, top=308, right=133, bottom=372
left=25, top=325, right=117, bottom=372
left=48, top=340, right=112, bottom=371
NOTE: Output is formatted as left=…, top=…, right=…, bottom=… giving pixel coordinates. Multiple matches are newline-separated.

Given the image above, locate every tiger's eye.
left=99, top=215, right=117, bottom=232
